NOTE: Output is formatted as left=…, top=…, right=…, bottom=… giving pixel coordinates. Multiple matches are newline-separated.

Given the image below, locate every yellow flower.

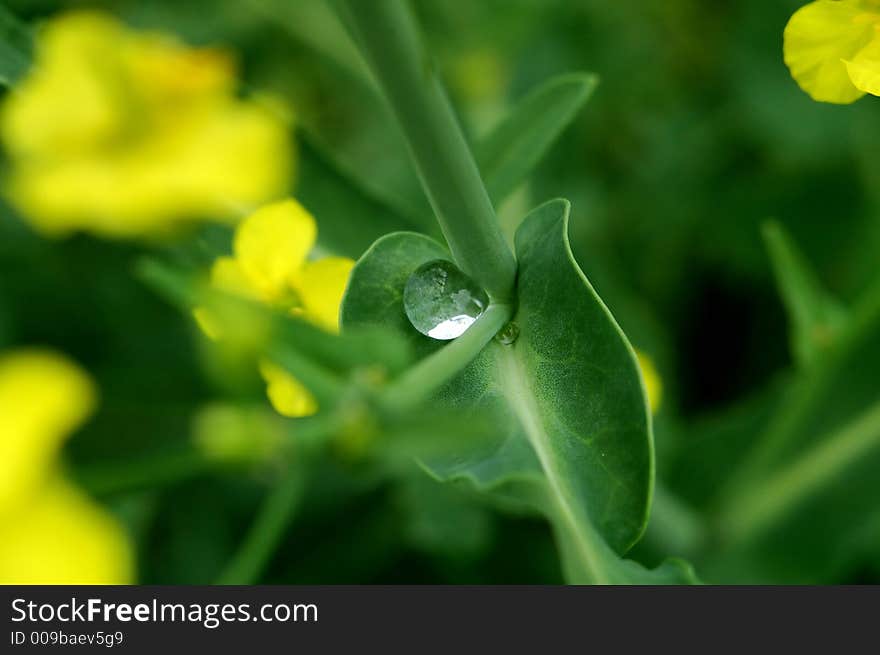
left=0, top=10, right=291, bottom=237
left=198, top=199, right=354, bottom=418
left=451, top=49, right=508, bottom=103
left=192, top=403, right=284, bottom=464
left=635, top=349, right=662, bottom=414
left=0, top=349, right=133, bottom=583
left=784, top=0, right=880, bottom=103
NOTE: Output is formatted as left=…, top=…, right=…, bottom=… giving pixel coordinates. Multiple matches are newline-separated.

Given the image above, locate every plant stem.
left=719, top=398, right=880, bottom=546
left=75, top=447, right=215, bottom=497
left=335, top=0, right=517, bottom=302
left=718, top=276, right=880, bottom=505
left=381, top=303, right=513, bottom=413
left=216, top=466, right=306, bottom=584
left=644, top=483, right=707, bottom=558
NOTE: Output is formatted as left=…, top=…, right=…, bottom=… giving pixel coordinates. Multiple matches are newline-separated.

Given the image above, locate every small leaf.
left=341, top=199, right=690, bottom=583
left=341, top=230, right=450, bottom=359
left=762, top=221, right=847, bottom=367
left=476, top=73, right=598, bottom=206
left=0, top=4, right=32, bottom=87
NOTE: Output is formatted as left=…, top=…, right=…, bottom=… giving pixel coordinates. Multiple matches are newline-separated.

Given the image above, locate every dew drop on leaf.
left=403, top=259, right=490, bottom=340
left=495, top=321, right=519, bottom=345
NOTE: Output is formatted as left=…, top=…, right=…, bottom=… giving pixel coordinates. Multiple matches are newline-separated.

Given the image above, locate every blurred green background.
left=2, top=0, right=878, bottom=584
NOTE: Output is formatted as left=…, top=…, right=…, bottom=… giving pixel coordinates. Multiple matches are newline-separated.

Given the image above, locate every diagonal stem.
left=335, top=0, right=517, bottom=303
left=216, top=466, right=306, bottom=584
left=380, top=303, right=512, bottom=413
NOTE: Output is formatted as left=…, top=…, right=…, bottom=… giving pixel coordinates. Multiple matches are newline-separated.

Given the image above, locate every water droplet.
left=403, top=259, right=490, bottom=340
left=495, top=321, right=519, bottom=345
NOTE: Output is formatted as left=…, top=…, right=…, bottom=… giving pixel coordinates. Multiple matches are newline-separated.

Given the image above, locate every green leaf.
left=341, top=230, right=451, bottom=359
left=0, top=4, right=32, bottom=87
left=342, top=199, right=696, bottom=583
left=762, top=221, right=847, bottom=368
left=476, top=73, right=598, bottom=206
left=495, top=198, right=652, bottom=554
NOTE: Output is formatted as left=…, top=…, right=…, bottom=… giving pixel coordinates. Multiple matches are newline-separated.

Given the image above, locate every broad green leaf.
left=0, top=4, right=31, bottom=87
left=341, top=230, right=450, bottom=359
left=342, top=199, right=697, bottom=583
left=762, top=221, right=847, bottom=368
left=476, top=73, right=598, bottom=206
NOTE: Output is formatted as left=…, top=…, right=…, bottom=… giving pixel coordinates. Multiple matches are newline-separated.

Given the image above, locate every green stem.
left=75, top=447, right=215, bottom=497
left=644, top=483, right=707, bottom=558
left=718, top=277, right=880, bottom=504
left=335, top=0, right=517, bottom=302
left=216, top=467, right=306, bottom=584
left=719, top=398, right=880, bottom=546
left=380, top=303, right=513, bottom=413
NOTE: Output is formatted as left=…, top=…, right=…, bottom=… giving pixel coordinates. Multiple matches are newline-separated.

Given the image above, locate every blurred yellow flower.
left=451, top=49, right=507, bottom=103
left=635, top=349, right=662, bottom=415
left=197, top=199, right=354, bottom=417
left=193, top=403, right=284, bottom=464
left=0, top=349, right=133, bottom=583
left=784, top=0, right=880, bottom=103
left=0, top=11, right=291, bottom=237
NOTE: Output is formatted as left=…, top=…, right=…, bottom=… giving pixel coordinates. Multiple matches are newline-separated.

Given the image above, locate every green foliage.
left=342, top=198, right=697, bottom=583
left=2, top=0, right=879, bottom=585
left=476, top=73, right=598, bottom=206
left=0, top=3, right=31, bottom=87
left=762, top=221, right=847, bottom=368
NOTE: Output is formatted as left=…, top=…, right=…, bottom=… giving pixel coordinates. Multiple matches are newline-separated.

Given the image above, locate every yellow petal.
left=0, top=477, right=133, bottom=584
left=126, top=34, right=236, bottom=115
left=783, top=0, right=875, bottom=104
left=233, top=200, right=316, bottom=300
left=296, top=256, right=355, bottom=333
left=0, top=11, right=129, bottom=159
left=258, top=359, right=317, bottom=417
left=192, top=403, right=283, bottom=463
left=634, top=349, right=662, bottom=415
left=192, top=307, right=222, bottom=341
left=845, top=35, right=880, bottom=93
left=3, top=101, right=291, bottom=238
left=0, top=350, right=96, bottom=514
left=0, top=11, right=292, bottom=239
left=194, top=257, right=261, bottom=340
left=210, top=256, right=259, bottom=298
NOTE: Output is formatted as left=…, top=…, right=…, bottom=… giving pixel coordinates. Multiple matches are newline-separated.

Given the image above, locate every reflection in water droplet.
left=403, top=259, right=490, bottom=340
left=495, top=321, right=519, bottom=345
